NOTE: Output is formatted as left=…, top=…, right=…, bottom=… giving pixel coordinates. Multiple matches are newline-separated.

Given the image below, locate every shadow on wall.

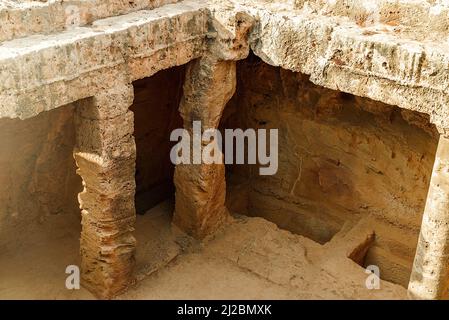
left=131, top=65, right=185, bottom=215
left=0, top=104, right=82, bottom=245
left=221, top=53, right=439, bottom=287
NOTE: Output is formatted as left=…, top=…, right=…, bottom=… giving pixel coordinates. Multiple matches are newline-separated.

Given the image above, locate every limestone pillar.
left=409, top=135, right=449, bottom=299
left=173, top=56, right=236, bottom=239
left=74, top=84, right=136, bottom=299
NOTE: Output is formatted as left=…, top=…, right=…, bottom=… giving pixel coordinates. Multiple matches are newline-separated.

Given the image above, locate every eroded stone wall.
left=223, top=55, right=439, bottom=287
left=0, top=103, right=82, bottom=245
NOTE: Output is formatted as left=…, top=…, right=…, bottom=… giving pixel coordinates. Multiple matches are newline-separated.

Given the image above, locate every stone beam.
left=0, top=0, right=207, bottom=120
left=409, top=135, right=449, bottom=299
left=0, top=0, right=181, bottom=42
left=222, top=0, right=449, bottom=136
left=173, top=56, right=236, bottom=239
left=73, top=83, right=137, bottom=299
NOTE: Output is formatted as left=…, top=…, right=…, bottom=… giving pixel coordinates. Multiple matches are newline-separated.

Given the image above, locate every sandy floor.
left=0, top=200, right=408, bottom=299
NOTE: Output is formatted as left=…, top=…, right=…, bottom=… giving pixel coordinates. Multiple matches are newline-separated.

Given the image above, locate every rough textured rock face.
left=0, top=104, right=82, bottom=244
left=74, top=85, right=137, bottom=299
left=0, top=0, right=181, bottom=42
left=173, top=56, right=237, bottom=239
left=0, top=0, right=208, bottom=120
left=223, top=56, right=439, bottom=287
left=3, top=0, right=449, bottom=300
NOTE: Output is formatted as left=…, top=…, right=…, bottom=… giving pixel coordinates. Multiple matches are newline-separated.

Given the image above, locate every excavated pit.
left=2, top=0, right=449, bottom=301
left=0, top=56, right=438, bottom=298
left=131, top=65, right=185, bottom=215
left=222, top=55, right=439, bottom=287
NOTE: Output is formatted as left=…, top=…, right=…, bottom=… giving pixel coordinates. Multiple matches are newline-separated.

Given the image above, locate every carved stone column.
left=74, top=84, right=137, bottom=299
left=173, top=56, right=236, bottom=239
left=409, top=135, right=449, bottom=299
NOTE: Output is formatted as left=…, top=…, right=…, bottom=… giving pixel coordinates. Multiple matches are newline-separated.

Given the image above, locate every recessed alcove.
left=220, top=53, right=439, bottom=287
left=131, top=65, right=185, bottom=215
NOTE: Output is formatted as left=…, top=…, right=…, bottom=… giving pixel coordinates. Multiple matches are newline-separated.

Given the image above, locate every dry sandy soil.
left=0, top=200, right=407, bottom=299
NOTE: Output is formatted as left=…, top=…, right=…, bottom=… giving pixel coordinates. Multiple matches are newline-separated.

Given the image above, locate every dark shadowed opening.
left=131, top=65, right=185, bottom=215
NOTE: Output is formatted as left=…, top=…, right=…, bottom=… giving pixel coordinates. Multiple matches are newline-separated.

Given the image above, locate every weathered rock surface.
left=0, top=104, right=82, bottom=245
left=173, top=56, right=236, bottom=239
left=123, top=212, right=407, bottom=299
left=74, top=84, right=137, bottom=299
left=223, top=56, right=439, bottom=287
left=131, top=65, right=184, bottom=214
left=2, top=0, right=449, bottom=299
left=0, top=0, right=207, bottom=119
left=0, top=201, right=407, bottom=299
